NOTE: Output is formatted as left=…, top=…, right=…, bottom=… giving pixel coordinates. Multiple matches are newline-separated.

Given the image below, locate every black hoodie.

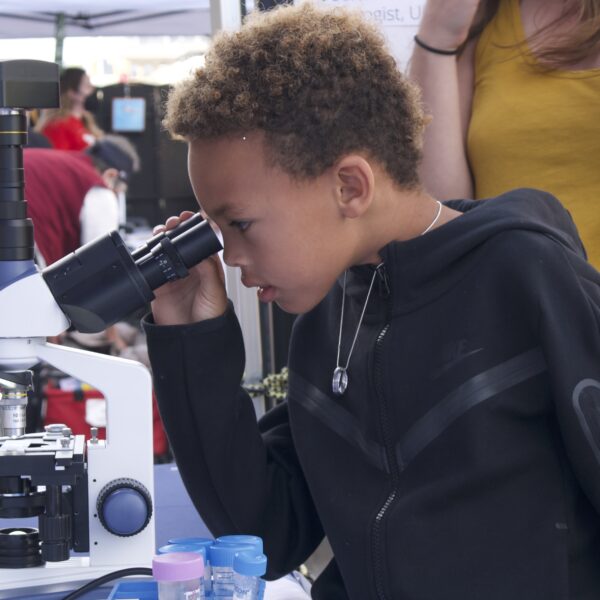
left=145, top=189, right=600, bottom=600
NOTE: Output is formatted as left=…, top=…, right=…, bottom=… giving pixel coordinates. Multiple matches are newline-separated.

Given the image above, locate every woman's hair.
left=60, top=67, right=87, bottom=97
left=467, top=0, right=600, bottom=70
left=36, top=67, right=103, bottom=137
left=466, top=0, right=501, bottom=42
left=164, top=3, right=426, bottom=189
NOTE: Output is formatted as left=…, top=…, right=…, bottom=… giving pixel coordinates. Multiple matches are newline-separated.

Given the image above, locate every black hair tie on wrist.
left=414, top=35, right=460, bottom=56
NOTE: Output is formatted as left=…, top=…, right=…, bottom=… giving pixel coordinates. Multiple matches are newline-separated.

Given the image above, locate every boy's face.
left=188, top=133, right=354, bottom=314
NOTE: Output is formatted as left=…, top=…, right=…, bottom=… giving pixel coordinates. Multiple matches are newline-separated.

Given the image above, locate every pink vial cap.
left=152, top=552, right=204, bottom=581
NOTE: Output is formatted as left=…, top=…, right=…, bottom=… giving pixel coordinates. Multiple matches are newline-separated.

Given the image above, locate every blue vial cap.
left=168, top=536, right=214, bottom=549
left=209, top=543, right=254, bottom=567
left=233, top=551, right=267, bottom=577
left=158, top=543, right=207, bottom=561
left=216, top=535, right=263, bottom=554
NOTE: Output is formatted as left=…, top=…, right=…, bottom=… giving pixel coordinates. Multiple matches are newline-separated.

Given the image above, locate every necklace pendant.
left=332, top=367, right=348, bottom=396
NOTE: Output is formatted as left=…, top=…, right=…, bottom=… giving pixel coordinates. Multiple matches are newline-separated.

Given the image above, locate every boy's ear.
left=334, top=155, right=375, bottom=218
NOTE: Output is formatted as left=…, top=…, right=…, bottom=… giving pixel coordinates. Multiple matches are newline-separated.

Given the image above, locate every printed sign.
left=301, top=0, right=426, bottom=69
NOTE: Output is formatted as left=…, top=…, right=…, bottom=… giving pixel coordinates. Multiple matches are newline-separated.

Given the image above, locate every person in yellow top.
left=409, top=0, right=600, bottom=267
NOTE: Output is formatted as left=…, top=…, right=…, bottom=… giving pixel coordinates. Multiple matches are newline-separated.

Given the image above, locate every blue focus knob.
left=97, top=478, right=152, bottom=537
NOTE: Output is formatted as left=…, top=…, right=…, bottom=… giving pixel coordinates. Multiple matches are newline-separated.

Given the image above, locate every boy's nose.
left=222, top=244, right=244, bottom=268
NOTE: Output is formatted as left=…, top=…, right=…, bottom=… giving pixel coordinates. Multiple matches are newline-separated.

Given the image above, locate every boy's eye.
left=230, top=220, right=251, bottom=232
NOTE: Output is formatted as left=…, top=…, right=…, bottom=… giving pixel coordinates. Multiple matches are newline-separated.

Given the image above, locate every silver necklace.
left=421, top=200, right=443, bottom=235
left=332, top=265, right=381, bottom=396
left=332, top=200, right=444, bottom=396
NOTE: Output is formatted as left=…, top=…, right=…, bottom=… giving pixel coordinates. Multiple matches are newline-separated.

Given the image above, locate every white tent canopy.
left=0, top=1, right=213, bottom=38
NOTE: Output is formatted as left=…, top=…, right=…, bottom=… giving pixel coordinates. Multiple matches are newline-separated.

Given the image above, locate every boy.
left=144, top=4, right=600, bottom=599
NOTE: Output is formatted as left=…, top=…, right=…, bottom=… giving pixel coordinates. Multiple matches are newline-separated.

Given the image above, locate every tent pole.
left=210, top=0, right=242, bottom=33
left=54, top=12, right=65, bottom=67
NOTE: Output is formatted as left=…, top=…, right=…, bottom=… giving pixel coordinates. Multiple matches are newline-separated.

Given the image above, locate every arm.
left=536, top=243, right=600, bottom=513
left=145, top=213, right=324, bottom=576
left=408, top=0, right=479, bottom=200
left=79, top=187, right=119, bottom=244
left=144, top=306, right=324, bottom=577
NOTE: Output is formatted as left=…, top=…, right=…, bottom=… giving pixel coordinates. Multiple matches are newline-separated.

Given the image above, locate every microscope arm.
left=0, top=281, right=157, bottom=571
left=0, top=270, right=69, bottom=340
left=35, top=341, right=155, bottom=567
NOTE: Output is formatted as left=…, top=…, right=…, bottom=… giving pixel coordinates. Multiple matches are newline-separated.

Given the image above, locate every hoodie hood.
left=377, top=188, right=587, bottom=314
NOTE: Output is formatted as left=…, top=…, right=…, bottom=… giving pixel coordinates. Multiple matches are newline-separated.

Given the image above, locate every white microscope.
left=0, top=60, right=221, bottom=597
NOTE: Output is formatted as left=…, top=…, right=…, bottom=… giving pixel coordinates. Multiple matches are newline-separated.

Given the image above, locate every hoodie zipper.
left=371, top=264, right=399, bottom=600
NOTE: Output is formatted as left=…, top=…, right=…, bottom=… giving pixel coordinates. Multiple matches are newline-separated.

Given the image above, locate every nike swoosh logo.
left=432, top=347, right=483, bottom=379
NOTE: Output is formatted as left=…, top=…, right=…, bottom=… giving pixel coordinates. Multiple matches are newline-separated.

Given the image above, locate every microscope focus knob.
left=96, top=478, right=152, bottom=537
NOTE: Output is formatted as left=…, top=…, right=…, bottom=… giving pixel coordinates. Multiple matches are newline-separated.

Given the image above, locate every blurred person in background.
left=25, top=124, right=52, bottom=148
left=409, top=0, right=600, bottom=267
left=24, top=134, right=140, bottom=267
left=36, top=67, right=104, bottom=150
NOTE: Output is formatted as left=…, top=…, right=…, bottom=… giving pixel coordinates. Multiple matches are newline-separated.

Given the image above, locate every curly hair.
left=164, top=3, right=426, bottom=188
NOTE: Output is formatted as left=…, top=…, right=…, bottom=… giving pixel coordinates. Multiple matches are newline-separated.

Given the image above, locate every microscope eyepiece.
left=130, top=212, right=204, bottom=261
left=42, top=217, right=222, bottom=333
left=135, top=219, right=221, bottom=289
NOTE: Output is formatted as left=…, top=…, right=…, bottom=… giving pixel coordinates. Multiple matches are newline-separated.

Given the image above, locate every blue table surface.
left=0, top=463, right=213, bottom=599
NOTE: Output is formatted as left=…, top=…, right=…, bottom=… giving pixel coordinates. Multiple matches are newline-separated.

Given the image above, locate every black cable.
left=61, top=567, right=153, bottom=600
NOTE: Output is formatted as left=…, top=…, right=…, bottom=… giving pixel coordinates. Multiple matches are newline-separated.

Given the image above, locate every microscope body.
left=0, top=60, right=152, bottom=595
left=0, top=264, right=156, bottom=594
left=0, top=59, right=220, bottom=595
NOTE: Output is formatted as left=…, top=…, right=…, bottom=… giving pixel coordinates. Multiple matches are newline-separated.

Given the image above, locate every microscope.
left=0, top=60, right=221, bottom=596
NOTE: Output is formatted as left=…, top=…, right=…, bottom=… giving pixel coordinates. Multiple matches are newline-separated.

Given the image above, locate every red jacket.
left=42, top=115, right=93, bottom=151
left=24, top=149, right=106, bottom=265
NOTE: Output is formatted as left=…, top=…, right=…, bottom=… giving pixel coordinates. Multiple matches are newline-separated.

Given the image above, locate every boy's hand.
left=150, top=211, right=228, bottom=325
left=418, top=0, right=481, bottom=50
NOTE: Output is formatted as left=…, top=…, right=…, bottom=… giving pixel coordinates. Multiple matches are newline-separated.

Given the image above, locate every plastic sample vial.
left=216, top=535, right=263, bottom=554
left=232, top=551, right=267, bottom=600
left=210, top=542, right=254, bottom=598
left=159, top=543, right=211, bottom=595
left=168, top=538, right=215, bottom=593
left=158, top=544, right=206, bottom=561
left=169, top=536, right=213, bottom=545
left=152, top=551, right=205, bottom=600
